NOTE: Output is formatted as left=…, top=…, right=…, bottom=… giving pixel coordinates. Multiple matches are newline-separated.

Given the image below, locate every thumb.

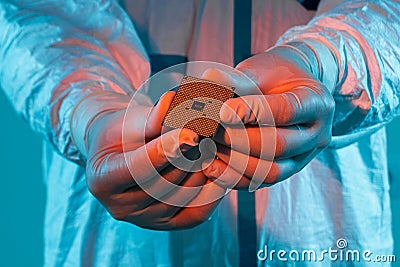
left=201, top=68, right=235, bottom=86
left=220, top=95, right=274, bottom=125
left=145, top=91, right=176, bottom=140
left=202, top=68, right=260, bottom=95
left=87, top=127, right=199, bottom=195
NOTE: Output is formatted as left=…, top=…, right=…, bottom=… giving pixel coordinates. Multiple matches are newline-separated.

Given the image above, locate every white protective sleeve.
left=278, top=0, right=400, bottom=147
left=0, top=0, right=150, bottom=163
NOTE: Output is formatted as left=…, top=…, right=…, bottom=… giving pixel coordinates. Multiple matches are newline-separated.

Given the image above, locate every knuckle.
left=156, top=140, right=166, bottom=159
left=109, top=206, right=142, bottom=222
left=204, top=161, right=222, bottom=179
left=109, top=210, right=128, bottom=221
left=85, top=157, right=111, bottom=199
left=85, top=172, right=104, bottom=199
left=275, top=133, right=287, bottom=157
left=280, top=94, right=297, bottom=123
left=322, top=93, right=335, bottom=115
left=265, top=163, right=281, bottom=184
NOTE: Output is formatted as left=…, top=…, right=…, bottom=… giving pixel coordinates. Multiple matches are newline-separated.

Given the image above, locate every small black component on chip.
left=191, top=101, right=206, bottom=111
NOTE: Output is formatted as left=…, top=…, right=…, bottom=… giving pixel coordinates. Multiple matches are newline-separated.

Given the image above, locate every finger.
left=220, top=85, right=330, bottom=126
left=157, top=171, right=208, bottom=217
left=206, top=148, right=276, bottom=189
left=205, top=145, right=320, bottom=191
left=110, top=161, right=193, bottom=212
left=124, top=150, right=204, bottom=208
left=122, top=91, right=176, bottom=149
left=119, top=171, right=208, bottom=229
left=201, top=68, right=235, bottom=86
left=127, top=128, right=199, bottom=184
left=214, top=124, right=319, bottom=159
left=216, top=143, right=292, bottom=182
left=203, top=158, right=253, bottom=189
left=164, top=182, right=225, bottom=229
left=89, top=128, right=199, bottom=196
left=145, top=91, right=176, bottom=139
left=201, top=68, right=260, bottom=95
left=130, top=195, right=222, bottom=230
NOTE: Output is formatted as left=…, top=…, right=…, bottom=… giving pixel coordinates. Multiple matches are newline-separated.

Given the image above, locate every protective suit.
left=0, top=0, right=399, bottom=266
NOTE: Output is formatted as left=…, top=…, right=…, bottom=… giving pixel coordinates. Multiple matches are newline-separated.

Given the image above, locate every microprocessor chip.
left=162, top=75, right=235, bottom=138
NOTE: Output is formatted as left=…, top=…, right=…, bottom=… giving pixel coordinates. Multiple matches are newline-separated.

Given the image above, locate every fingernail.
left=162, top=129, right=198, bottom=158
left=184, top=130, right=199, bottom=145
left=202, top=160, right=220, bottom=178
left=179, top=129, right=199, bottom=151
left=202, top=159, right=214, bottom=170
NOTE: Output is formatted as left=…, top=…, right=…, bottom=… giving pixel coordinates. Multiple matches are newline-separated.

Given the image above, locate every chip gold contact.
left=162, top=75, right=235, bottom=138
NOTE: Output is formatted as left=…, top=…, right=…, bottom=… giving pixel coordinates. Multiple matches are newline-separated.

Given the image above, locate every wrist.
left=70, top=92, right=132, bottom=158
left=236, top=40, right=339, bottom=95
left=282, top=40, right=339, bottom=94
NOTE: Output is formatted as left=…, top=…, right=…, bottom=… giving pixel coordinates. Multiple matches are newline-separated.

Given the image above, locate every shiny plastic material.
left=278, top=0, right=400, bottom=147
left=0, top=0, right=150, bottom=163
left=1, top=0, right=399, bottom=266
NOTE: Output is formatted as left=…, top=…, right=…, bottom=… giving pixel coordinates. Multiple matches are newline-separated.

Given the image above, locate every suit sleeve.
left=277, top=0, right=400, bottom=147
left=0, top=0, right=150, bottom=162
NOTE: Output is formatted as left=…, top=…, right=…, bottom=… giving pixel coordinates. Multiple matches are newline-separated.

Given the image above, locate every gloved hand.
left=201, top=40, right=338, bottom=191
left=70, top=91, right=226, bottom=230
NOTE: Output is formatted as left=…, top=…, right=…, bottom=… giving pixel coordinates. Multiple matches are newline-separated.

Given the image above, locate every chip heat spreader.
left=162, top=75, right=235, bottom=138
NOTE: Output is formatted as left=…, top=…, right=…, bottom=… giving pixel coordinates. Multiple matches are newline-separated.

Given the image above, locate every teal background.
left=0, top=89, right=399, bottom=266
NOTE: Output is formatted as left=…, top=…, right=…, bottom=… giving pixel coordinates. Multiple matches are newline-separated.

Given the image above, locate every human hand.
left=201, top=43, right=337, bottom=190
left=70, top=91, right=226, bottom=230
